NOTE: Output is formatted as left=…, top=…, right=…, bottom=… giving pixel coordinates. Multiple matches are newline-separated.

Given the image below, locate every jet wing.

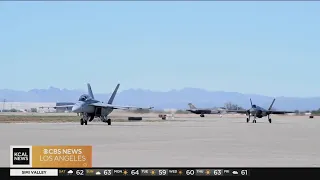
left=90, top=103, right=154, bottom=110
left=39, top=105, right=74, bottom=109
left=226, top=109, right=248, bottom=114
left=267, top=110, right=295, bottom=114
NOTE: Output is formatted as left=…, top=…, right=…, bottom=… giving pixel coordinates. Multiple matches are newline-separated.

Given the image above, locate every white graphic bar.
left=10, top=169, right=58, bottom=176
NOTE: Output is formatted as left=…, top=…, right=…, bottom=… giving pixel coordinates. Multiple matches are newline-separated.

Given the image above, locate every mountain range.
left=0, top=87, right=319, bottom=111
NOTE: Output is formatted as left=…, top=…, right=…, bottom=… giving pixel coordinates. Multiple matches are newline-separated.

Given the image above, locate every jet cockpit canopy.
left=252, top=105, right=257, bottom=108
left=78, top=94, right=90, bottom=101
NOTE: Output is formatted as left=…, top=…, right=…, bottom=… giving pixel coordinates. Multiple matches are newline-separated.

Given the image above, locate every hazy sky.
left=1, top=2, right=319, bottom=97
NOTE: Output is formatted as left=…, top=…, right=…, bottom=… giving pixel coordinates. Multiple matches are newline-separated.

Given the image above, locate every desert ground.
left=0, top=112, right=319, bottom=167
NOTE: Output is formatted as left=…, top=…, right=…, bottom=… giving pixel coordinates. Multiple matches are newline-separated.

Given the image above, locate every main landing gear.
left=101, top=116, right=112, bottom=126
left=268, top=115, right=272, bottom=123
left=200, top=114, right=205, bottom=117
left=79, top=113, right=113, bottom=126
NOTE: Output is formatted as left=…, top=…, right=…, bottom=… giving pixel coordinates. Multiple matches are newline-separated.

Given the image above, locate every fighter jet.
left=47, top=83, right=153, bottom=125
left=186, top=103, right=226, bottom=117
left=226, top=98, right=294, bottom=123
left=77, top=83, right=154, bottom=125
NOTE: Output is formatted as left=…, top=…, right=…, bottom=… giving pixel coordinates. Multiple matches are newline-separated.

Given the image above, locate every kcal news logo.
left=10, top=146, right=33, bottom=167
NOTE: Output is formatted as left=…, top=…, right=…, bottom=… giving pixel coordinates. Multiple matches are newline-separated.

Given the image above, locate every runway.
left=1, top=115, right=319, bottom=167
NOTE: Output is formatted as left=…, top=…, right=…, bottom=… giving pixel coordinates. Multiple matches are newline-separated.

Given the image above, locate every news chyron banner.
left=10, top=145, right=92, bottom=168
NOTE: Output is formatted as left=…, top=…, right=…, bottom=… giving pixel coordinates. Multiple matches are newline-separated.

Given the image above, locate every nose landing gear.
left=80, top=118, right=87, bottom=125
left=80, top=113, right=89, bottom=125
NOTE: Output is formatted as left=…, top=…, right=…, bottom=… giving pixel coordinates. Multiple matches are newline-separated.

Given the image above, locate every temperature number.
left=131, top=170, right=139, bottom=176
left=159, top=170, right=167, bottom=175
left=214, top=169, right=222, bottom=176
left=186, top=170, right=195, bottom=176
left=104, top=170, right=112, bottom=176
left=76, top=170, right=84, bottom=176
left=241, top=170, right=248, bottom=175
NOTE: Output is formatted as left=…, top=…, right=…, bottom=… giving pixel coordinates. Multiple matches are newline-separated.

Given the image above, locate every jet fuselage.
left=248, top=105, right=269, bottom=118
left=71, top=94, right=113, bottom=116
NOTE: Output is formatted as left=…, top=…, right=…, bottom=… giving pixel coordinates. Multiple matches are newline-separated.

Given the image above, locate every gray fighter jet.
left=227, top=98, right=294, bottom=123
left=52, top=83, right=153, bottom=125
left=186, top=103, right=226, bottom=117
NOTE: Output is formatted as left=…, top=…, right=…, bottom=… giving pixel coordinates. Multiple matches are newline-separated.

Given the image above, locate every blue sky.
left=1, top=2, right=319, bottom=97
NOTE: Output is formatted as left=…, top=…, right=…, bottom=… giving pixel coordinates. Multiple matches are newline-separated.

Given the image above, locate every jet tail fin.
left=268, top=98, right=276, bottom=110
left=87, top=83, right=95, bottom=99
left=108, top=84, right=120, bottom=104
left=188, top=103, right=196, bottom=109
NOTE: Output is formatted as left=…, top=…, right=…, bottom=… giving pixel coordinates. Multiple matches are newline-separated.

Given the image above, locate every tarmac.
left=1, top=115, right=319, bottom=167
